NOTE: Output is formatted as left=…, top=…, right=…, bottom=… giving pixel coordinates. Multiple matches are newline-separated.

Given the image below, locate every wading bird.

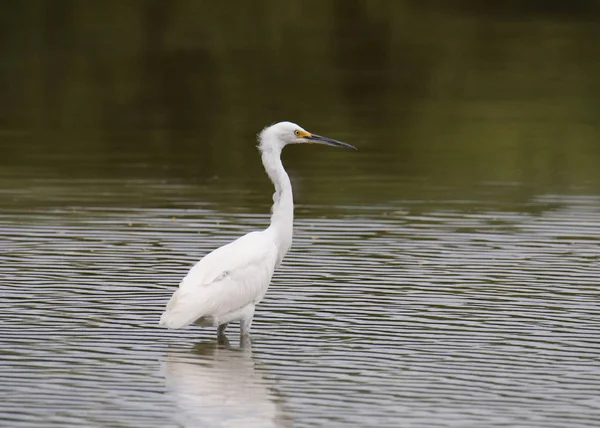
left=159, top=122, right=356, bottom=340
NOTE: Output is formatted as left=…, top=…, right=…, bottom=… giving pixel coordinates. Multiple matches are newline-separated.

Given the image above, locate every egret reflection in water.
left=163, top=342, right=291, bottom=428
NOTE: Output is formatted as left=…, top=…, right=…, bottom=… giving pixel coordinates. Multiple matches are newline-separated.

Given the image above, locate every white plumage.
left=159, top=121, right=355, bottom=339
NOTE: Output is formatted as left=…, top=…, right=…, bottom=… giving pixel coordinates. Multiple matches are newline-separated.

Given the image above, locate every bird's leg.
left=240, top=305, right=255, bottom=337
left=217, top=323, right=228, bottom=338
left=217, top=334, right=230, bottom=347
left=217, top=323, right=230, bottom=346
left=240, top=334, right=252, bottom=349
left=240, top=318, right=252, bottom=337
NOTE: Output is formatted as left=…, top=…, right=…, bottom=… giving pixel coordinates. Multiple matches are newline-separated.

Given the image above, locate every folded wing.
left=159, top=231, right=279, bottom=329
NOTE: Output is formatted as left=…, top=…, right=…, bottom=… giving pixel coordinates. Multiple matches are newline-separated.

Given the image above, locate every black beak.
left=305, top=134, right=357, bottom=150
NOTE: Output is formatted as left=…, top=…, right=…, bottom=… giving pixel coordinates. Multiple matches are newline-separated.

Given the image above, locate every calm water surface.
left=1, top=165, right=599, bottom=427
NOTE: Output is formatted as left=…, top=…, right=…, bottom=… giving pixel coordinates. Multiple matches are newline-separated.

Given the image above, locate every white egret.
left=159, top=121, right=356, bottom=339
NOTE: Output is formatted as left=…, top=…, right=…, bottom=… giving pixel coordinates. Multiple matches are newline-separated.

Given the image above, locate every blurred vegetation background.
left=1, top=0, right=600, bottom=205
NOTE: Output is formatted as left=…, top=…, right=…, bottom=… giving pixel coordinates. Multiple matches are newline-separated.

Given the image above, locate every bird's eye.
left=294, top=130, right=301, bottom=137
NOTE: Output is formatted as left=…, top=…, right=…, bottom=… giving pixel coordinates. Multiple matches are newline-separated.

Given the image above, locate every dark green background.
left=2, top=1, right=600, bottom=205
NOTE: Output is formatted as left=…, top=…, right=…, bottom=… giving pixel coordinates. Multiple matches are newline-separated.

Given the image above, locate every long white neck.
left=261, top=146, right=293, bottom=264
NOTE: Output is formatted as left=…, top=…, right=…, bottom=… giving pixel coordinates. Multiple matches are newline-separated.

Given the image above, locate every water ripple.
left=1, top=194, right=599, bottom=427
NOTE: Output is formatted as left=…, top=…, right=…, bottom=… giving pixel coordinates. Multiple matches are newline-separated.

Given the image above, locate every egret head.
left=258, top=121, right=356, bottom=152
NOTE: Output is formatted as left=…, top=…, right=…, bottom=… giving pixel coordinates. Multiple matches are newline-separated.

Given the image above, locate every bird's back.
left=159, top=230, right=280, bottom=329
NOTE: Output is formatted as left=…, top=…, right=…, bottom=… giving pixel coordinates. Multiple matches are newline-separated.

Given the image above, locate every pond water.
left=2, top=2, right=600, bottom=427
left=2, top=174, right=599, bottom=427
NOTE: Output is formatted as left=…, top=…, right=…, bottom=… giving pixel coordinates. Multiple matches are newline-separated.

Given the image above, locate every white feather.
left=159, top=231, right=279, bottom=329
left=158, top=121, right=354, bottom=337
